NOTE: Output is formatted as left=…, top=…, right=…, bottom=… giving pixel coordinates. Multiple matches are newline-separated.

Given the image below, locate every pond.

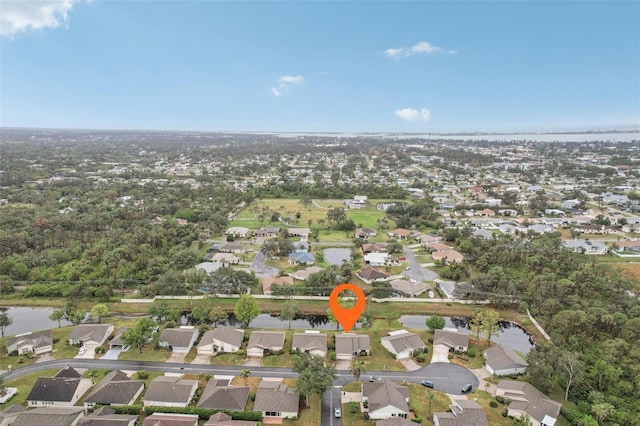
left=400, top=315, right=535, bottom=354
left=323, top=248, right=351, bottom=265
left=183, top=312, right=343, bottom=330
left=1, top=307, right=73, bottom=336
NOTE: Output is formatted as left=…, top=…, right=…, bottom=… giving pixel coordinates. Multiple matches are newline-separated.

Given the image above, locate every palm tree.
left=350, top=360, right=365, bottom=382
left=241, top=369, right=251, bottom=385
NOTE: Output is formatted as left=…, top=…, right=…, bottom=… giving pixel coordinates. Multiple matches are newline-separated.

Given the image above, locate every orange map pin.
left=329, top=283, right=366, bottom=332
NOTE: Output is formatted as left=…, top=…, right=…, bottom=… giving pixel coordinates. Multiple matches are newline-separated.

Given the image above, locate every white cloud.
left=395, top=108, right=431, bottom=123
left=384, top=41, right=455, bottom=59
left=272, top=74, right=305, bottom=97
left=1, top=0, right=82, bottom=37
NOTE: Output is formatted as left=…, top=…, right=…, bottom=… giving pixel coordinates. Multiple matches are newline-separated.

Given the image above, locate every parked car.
left=78, top=347, right=87, bottom=355
left=369, top=376, right=382, bottom=382
left=461, top=383, right=473, bottom=393
left=421, top=380, right=434, bottom=388
left=334, top=408, right=341, bottom=418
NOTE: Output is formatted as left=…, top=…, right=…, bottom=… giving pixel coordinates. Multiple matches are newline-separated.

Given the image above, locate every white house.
left=380, top=330, right=425, bottom=360
left=484, top=345, right=529, bottom=376
left=158, top=327, right=199, bottom=354
left=142, top=376, right=198, bottom=408
left=197, top=326, right=244, bottom=355
left=496, top=381, right=562, bottom=426
left=254, top=380, right=299, bottom=419
left=292, top=331, right=327, bottom=357
left=362, top=380, right=410, bottom=420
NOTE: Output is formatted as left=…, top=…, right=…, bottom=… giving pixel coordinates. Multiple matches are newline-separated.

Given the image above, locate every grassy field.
left=613, top=262, right=640, bottom=292
left=407, top=382, right=452, bottom=425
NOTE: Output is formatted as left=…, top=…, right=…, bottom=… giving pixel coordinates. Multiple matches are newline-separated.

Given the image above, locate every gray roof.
left=363, top=379, right=409, bottom=413
left=12, top=407, right=85, bottom=426
left=83, top=370, right=144, bottom=405
left=497, top=381, right=562, bottom=423
left=142, top=413, right=199, bottom=426
left=247, top=331, right=285, bottom=350
left=6, top=330, right=52, bottom=352
left=433, top=330, right=469, bottom=349
left=204, top=412, right=259, bottom=425
left=198, top=326, right=244, bottom=349
left=376, top=419, right=416, bottom=426
left=143, top=376, right=198, bottom=404
left=55, top=365, right=82, bottom=378
left=109, top=329, right=128, bottom=346
left=292, top=333, right=327, bottom=354
left=390, top=279, right=429, bottom=297
left=485, top=345, right=528, bottom=371
left=335, top=333, right=370, bottom=355
left=159, top=328, right=198, bottom=348
left=69, top=324, right=113, bottom=343
left=433, top=399, right=489, bottom=426
left=78, top=408, right=139, bottom=426
left=254, top=381, right=299, bottom=413
left=197, top=379, right=249, bottom=410
left=381, top=332, right=426, bottom=353
left=27, top=373, right=85, bottom=403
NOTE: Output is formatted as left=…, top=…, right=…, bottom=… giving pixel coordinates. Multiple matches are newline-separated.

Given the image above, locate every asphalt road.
left=402, top=246, right=440, bottom=281
left=1, top=359, right=478, bottom=425
left=249, top=251, right=280, bottom=278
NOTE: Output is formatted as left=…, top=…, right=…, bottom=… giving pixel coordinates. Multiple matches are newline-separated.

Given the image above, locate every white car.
left=78, top=347, right=87, bottom=355
left=334, top=408, right=341, bottom=418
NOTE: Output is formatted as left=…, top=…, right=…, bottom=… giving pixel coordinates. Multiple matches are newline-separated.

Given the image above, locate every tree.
left=208, top=306, right=228, bottom=326
left=65, top=309, right=86, bottom=325
left=234, top=294, right=261, bottom=328
left=470, top=308, right=484, bottom=343
left=384, top=312, right=399, bottom=327
left=0, top=311, right=12, bottom=338
left=49, top=309, right=65, bottom=328
left=426, top=315, right=446, bottom=330
left=386, top=239, right=403, bottom=255
left=241, top=369, right=251, bottom=385
left=294, top=354, right=337, bottom=407
left=350, top=360, right=365, bottom=381
left=513, top=414, right=534, bottom=426
left=90, top=303, right=109, bottom=323
left=592, top=402, right=615, bottom=425
left=559, top=351, right=583, bottom=400
left=122, top=317, right=156, bottom=354
left=280, top=299, right=299, bottom=329
left=327, top=307, right=340, bottom=330
left=148, top=301, right=170, bottom=323
left=482, top=309, right=501, bottom=346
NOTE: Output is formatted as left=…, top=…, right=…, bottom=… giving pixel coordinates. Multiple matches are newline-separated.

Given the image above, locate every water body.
left=184, top=313, right=340, bottom=331
left=1, top=307, right=73, bottom=336
left=400, top=315, right=534, bottom=354
left=323, top=248, right=351, bottom=265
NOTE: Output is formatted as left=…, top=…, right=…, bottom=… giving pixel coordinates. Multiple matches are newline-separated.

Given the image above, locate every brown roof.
left=425, top=242, right=453, bottom=252
left=431, top=250, right=464, bottom=262
left=143, top=376, right=198, bottom=405
left=357, top=267, right=389, bottom=281
left=198, top=326, right=244, bottom=349
left=433, top=330, right=469, bottom=349
left=335, top=333, right=370, bottom=356
left=83, top=370, right=144, bottom=405
left=254, top=381, right=299, bottom=414
left=290, top=266, right=323, bottom=280
left=363, top=380, right=409, bottom=413
left=197, top=379, right=249, bottom=411
left=262, top=276, right=294, bottom=293
left=390, top=229, right=413, bottom=237
left=362, top=243, right=388, bottom=253
left=247, top=331, right=285, bottom=351
left=292, top=332, right=327, bottom=354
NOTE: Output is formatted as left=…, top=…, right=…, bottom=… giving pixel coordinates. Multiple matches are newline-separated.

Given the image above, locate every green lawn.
left=408, top=382, right=452, bottom=425
left=119, top=346, right=171, bottom=362
left=282, top=378, right=321, bottom=426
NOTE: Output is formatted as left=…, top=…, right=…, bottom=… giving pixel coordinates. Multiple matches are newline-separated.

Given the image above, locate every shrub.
left=416, top=353, right=427, bottom=363
left=447, top=354, right=453, bottom=360
left=490, top=400, right=499, bottom=408
left=95, top=346, right=104, bottom=354
left=349, top=402, right=359, bottom=414
left=137, top=370, right=149, bottom=379
left=111, top=405, right=142, bottom=415
left=411, top=415, right=422, bottom=423
left=52, top=338, right=60, bottom=344
left=330, top=352, right=337, bottom=361
left=8, top=350, right=17, bottom=357
left=363, top=412, right=370, bottom=420
left=428, top=337, right=434, bottom=343
left=467, top=348, right=476, bottom=357
left=495, top=395, right=505, bottom=404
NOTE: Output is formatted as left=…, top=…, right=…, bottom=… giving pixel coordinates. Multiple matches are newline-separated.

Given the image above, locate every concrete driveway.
left=431, top=344, right=451, bottom=363
left=166, top=353, right=187, bottom=363
left=74, top=343, right=98, bottom=359
left=191, top=354, right=211, bottom=365
left=101, top=348, right=122, bottom=360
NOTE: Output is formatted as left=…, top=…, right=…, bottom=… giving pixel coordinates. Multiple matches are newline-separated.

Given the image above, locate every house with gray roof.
left=335, top=333, right=371, bottom=360
left=380, top=330, right=426, bottom=359
left=6, top=330, right=52, bottom=356
left=253, top=226, right=280, bottom=238
left=254, top=380, right=299, bottom=419
left=362, top=379, right=410, bottom=420
left=77, top=406, right=137, bottom=426
left=433, top=330, right=469, bottom=352
left=484, top=345, right=528, bottom=376
left=27, top=366, right=92, bottom=407
left=198, top=326, right=244, bottom=355
left=496, top=381, right=562, bottom=426
left=288, top=251, right=315, bottom=265
left=562, top=239, right=607, bottom=255
left=204, top=412, right=258, bottom=426
left=390, top=279, right=429, bottom=298
left=292, top=331, right=327, bottom=357
left=0, top=404, right=27, bottom=426
left=142, top=413, right=199, bottom=426
left=68, top=324, right=114, bottom=346
left=433, top=398, right=489, bottom=426
left=247, top=331, right=285, bottom=357
left=142, top=376, right=198, bottom=408
left=376, top=418, right=415, bottom=426
left=197, top=378, right=249, bottom=411
left=158, top=327, right=199, bottom=354
left=12, top=407, right=85, bottom=426
left=83, top=370, right=144, bottom=408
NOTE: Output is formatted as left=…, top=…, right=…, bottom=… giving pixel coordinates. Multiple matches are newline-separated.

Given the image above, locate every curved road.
left=1, top=359, right=478, bottom=426
left=402, top=246, right=440, bottom=281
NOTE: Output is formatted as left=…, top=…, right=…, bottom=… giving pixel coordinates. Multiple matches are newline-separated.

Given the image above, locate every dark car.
left=461, top=383, right=473, bottom=393
left=421, top=380, right=434, bottom=388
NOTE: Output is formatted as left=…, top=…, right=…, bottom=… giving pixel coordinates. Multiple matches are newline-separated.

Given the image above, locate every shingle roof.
left=335, top=333, right=370, bottom=356
left=55, top=365, right=82, bottom=378
left=12, top=407, right=85, bottom=426
left=357, top=267, right=389, bottom=281
left=376, top=418, right=415, bottom=426
left=381, top=332, right=425, bottom=353
left=78, top=409, right=139, bottom=426
left=497, top=381, right=562, bottom=423
left=433, top=399, right=489, bottom=426
left=247, top=331, right=285, bottom=351
left=197, top=379, right=249, bottom=410
left=254, top=381, right=299, bottom=414
left=69, top=324, right=113, bottom=343
left=198, top=326, right=244, bottom=349
left=159, top=328, right=198, bottom=348
left=363, top=380, right=409, bottom=413
left=262, top=276, right=294, bottom=293
left=485, top=345, right=528, bottom=371
left=390, top=279, right=429, bottom=297
left=142, top=413, right=199, bottom=426
left=433, top=330, right=469, bottom=349
left=292, top=333, right=327, bottom=354
left=143, top=376, right=198, bottom=404
left=83, top=370, right=144, bottom=405
left=27, top=376, right=84, bottom=402
left=6, top=330, right=52, bottom=352
left=204, top=412, right=259, bottom=426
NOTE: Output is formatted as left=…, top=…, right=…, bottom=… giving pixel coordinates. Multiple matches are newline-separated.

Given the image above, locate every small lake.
left=400, top=315, right=535, bottom=354
left=323, top=248, right=351, bottom=265
left=1, top=307, right=73, bottom=336
left=184, top=313, right=342, bottom=330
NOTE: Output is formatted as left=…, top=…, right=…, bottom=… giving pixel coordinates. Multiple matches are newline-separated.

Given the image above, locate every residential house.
left=211, top=253, right=240, bottom=264
left=204, top=412, right=258, bottom=426
left=142, top=413, right=199, bottom=426
left=254, top=380, right=299, bottom=419
left=262, top=276, right=295, bottom=295
left=357, top=267, right=390, bottom=284
left=290, top=266, right=323, bottom=281
left=109, top=329, right=128, bottom=350
left=158, top=327, right=199, bottom=353
left=477, top=208, right=496, bottom=217
left=416, top=233, right=442, bottom=245
left=197, top=326, right=244, bottom=355
left=335, top=333, right=371, bottom=360
left=562, top=239, right=607, bottom=255
left=253, top=226, right=280, bottom=238
left=68, top=324, right=114, bottom=346
left=496, top=381, right=562, bottom=426
left=197, top=378, right=249, bottom=411
left=376, top=419, right=415, bottom=426
left=389, top=279, right=429, bottom=298
left=77, top=407, right=137, bottom=426
left=27, top=366, right=92, bottom=407
left=292, top=241, right=309, bottom=252
left=142, top=376, right=198, bottom=408
left=218, top=243, right=246, bottom=254
left=528, top=224, right=555, bottom=234
left=380, top=330, right=426, bottom=359
left=355, top=228, right=377, bottom=238
left=83, top=370, right=144, bottom=408
left=225, top=227, right=250, bottom=238
left=433, top=399, right=489, bottom=426
left=288, top=251, right=315, bottom=265
left=247, top=331, right=285, bottom=357
left=286, top=227, right=311, bottom=238
left=346, top=199, right=366, bottom=209
left=0, top=404, right=26, bottom=426
left=361, top=243, right=387, bottom=254
left=362, top=379, right=410, bottom=420
left=425, top=242, right=454, bottom=252
left=472, top=229, right=493, bottom=240
left=433, top=330, right=469, bottom=352
left=615, top=239, right=640, bottom=254
left=292, top=331, right=327, bottom=357
left=364, top=252, right=389, bottom=267
left=12, top=407, right=85, bottom=426
left=6, top=330, right=52, bottom=356
left=484, top=345, right=529, bottom=376
left=431, top=250, right=464, bottom=264
left=387, top=229, right=413, bottom=240
left=573, top=224, right=616, bottom=234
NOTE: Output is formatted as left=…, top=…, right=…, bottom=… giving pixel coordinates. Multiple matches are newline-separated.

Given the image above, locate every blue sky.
left=1, top=1, right=638, bottom=133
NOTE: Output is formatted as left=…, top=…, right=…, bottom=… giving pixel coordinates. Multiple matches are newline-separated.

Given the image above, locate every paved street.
left=402, top=246, right=440, bottom=281
left=249, top=251, right=280, bottom=278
